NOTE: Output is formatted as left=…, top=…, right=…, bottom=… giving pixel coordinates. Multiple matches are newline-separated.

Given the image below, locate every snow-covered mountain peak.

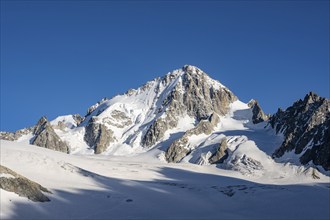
left=53, top=65, right=239, bottom=154
left=2, top=66, right=328, bottom=176
left=84, top=65, right=231, bottom=121
left=1, top=65, right=246, bottom=157
left=1, top=67, right=330, bottom=219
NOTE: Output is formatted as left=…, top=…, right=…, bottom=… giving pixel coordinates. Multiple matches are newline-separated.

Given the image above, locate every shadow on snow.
left=6, top=165, right=330, bottom=220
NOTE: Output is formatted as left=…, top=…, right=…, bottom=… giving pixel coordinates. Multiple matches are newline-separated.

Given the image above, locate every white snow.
left=16, top=133, right=34, bottom=144
left=0, top=140, right=329, bottom=220
left=50, top=115, right=78, bottom=129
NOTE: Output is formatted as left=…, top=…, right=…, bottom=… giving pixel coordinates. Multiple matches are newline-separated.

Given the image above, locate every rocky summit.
left=1, top=65, right=329, bottom=175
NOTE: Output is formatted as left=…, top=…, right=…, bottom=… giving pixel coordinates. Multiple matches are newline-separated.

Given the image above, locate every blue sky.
left=1, top=0, right=329, bottom=132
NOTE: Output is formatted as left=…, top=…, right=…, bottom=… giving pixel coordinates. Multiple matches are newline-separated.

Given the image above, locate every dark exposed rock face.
left=248, top=99, right=269, bottom=124
left=209, top=138, right=229, bottom=164
left=84, top=117, right=115, bottom=154
left=269, top=92, right=330, bottom=171
left=181, top=65, right=237, bottom=119
left=165, top=136, right=190, bottom=163
left=31, top=117, right=70, bottom=153
left=142, top=65, right=237, bottom=148
left=0, top=165, right=51, bottom=202
left=142, top=119, right=170, bottom=148
left=165, top=113, right=220, bottom=163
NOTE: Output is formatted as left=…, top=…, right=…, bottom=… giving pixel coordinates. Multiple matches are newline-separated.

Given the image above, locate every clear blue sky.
left=1, top=0, right=329, bottom=132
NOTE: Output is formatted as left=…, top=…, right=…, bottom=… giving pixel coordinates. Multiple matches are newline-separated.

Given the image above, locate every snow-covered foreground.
left=1, top=140, right=329, bottom=220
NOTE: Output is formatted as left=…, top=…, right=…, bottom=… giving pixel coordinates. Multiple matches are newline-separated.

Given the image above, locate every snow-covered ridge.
left=1, top=65, right=329, bottom=177
left=85, top=65, right=224, bottom=113
left=71, top=65, right=234, bottom=152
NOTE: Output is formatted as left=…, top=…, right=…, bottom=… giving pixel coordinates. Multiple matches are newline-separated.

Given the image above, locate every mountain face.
left=1, top=65, right=329, bottom=175
left=269, top=92, right=330, bottom=171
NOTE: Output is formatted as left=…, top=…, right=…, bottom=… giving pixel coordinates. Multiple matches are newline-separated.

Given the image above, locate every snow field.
left=1, top=140, right=329, bottom=219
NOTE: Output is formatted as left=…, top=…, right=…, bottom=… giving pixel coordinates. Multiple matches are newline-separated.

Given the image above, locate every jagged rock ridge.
left=269, top=92, right=330, bottom=171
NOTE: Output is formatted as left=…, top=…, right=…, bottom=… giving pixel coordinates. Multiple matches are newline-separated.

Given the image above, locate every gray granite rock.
left=73, top=114, right=84, bottom=126
left=209, top=138, right=229, bottom=164
left=84, top=117, right=115, bottom=154
left=165, top=113, right=220, bottom=163
left=31, top=117, right=70, bottom=153
left=0, top=165, right=51, bottom=202
left=269, top=92, right=330, bottom=171
left=165, top=136, right=190, bottom=163
left=248, top=99, right=269, bottom=124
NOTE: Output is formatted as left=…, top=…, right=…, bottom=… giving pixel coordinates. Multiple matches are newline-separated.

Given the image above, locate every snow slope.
left=1, top=140, right=329, bottom=219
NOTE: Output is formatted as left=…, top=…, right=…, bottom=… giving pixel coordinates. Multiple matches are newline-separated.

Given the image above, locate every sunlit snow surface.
left=1, top=140, right=329, bottom=220
left=1, top=68, right=329, bottom=219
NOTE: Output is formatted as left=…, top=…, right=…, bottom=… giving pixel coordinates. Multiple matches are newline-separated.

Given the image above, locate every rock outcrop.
left=247, top=99, right=269, bottom=124
left=31, top=117, right=70, bottom=153
left=181, top=65, right=237, bottom=118
left=269, top=92, right=330, bottom=171
left=0, top=116, right=73, bottom=154
left=142, top=118, right=171, bottom=148
left=0, top=165, right=51, bottom=202
left=209, top=138, right=229, bottom=164
left=73, top=114, right=84, bottom=126
left=165, top=113, right=220, bottom=163
left=84, top=117, right=115, bottom=154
